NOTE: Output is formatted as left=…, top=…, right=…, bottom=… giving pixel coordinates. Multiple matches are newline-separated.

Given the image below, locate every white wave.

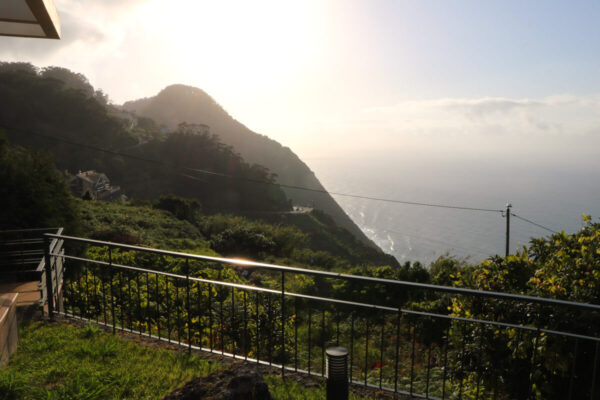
left=387, top=234, right=395, bottom=252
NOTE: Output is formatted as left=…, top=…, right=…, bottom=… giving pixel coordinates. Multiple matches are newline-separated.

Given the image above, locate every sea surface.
left=307, top=155, right=600, bottom=266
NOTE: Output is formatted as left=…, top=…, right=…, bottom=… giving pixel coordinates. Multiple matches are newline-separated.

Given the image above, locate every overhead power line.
left=186, top=164, right=503, bottom=212
left=5, top=126, right=505, bottom=213
left=4, top=125, right=566, bottom=261
left=511, top=213, right=557, bottom=234
left=381, top=227, right=494, bottom=258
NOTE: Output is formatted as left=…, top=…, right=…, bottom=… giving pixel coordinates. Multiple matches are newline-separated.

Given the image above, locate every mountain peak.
left=122, top=85, right=381, bottom=250
left=159, top=84, right=210, bottom=100
left=123, top=84, right=230, bottom=129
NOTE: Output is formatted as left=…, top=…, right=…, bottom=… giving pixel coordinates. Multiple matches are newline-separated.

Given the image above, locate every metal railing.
left=45, top=233, right=600, bottom=400
left=0, top=228, right=64, bottom=308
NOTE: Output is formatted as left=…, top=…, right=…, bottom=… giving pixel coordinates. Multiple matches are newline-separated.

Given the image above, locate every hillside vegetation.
left=0, top=61, right=393, bottom=257
left=80, top=198, right=396, bottom=269
left=0, top=63, right=288, bottom=213
left=123, top=84, right=376, bottom=247
left=0, top=128, right=394, bottom=270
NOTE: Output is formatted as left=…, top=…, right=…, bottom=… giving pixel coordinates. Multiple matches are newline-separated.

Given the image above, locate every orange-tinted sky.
left=2, top=0, right=599, bottom=165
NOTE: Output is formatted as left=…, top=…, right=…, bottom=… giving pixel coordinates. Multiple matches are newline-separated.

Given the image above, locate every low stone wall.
left=0, top=293, right=18, bottom=367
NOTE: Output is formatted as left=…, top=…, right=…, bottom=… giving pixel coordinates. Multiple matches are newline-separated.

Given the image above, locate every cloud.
left=0, top=11, right=102, bottom=59
left=441, top=98, right=542, bottom=118
left=0, top=0, right=146, bottom=60
left=57, top=0, right=149, bottom=15
left=72, top=0, right=147, bottom=6
left=289, top=94, right=600, bottom=164
left=358, top=95, right=600, bottom=138
left=60, top=11, right=105, bottom=44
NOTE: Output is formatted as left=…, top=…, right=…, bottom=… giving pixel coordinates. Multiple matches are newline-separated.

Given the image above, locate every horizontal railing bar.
left=354, top=380, right=440, bottom=400
left=55, top=252, right=397, bottom=312
left=58, top=253, right=399, bottom=312
left=289, top=292, right=398, bottom=312
left=0, top=252, right=45, bottom=258
left=285, top=295, right=600, bottom=341
left=47, top=233, right=600, bottom=313
left=408, top=309, right=600, bottom=342
left=57, top=253, right=282, bottom=294
left=0, top=239, right=45, bottom=245
left=58, top=312, right=440, bottom=399
left=0, top=260, right=42, bottom=264
left=0, top=269, right=41, bottom=273
left=55, top=252, right=600, bottom=340
left=0, top=227, right=61, bottom=234
left=0, top=262, right=44, bottom=266
left=0, top=250, right=44, bottom=256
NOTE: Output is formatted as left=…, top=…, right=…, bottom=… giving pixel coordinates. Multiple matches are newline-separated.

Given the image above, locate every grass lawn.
left=0, top=320, right=375, bottom=400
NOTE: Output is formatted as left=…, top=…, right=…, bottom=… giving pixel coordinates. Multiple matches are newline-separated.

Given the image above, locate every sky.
left=1, top=0, right=599, bottom=164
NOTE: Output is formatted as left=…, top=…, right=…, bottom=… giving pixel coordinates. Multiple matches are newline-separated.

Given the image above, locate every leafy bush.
left=153, top=195, right=201, bottom=223
left=446, top=216, right=600, bottom=399
left=211, top=226, right=277, bottom=259
left=199, top=214, right=306, bottom=259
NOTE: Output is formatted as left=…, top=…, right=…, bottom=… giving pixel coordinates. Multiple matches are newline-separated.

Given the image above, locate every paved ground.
left=0, top=281, right=40, bottom=307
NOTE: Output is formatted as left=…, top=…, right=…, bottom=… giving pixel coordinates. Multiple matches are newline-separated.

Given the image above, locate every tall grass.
left=1, top=320, right=377, bottom=400
left=0, top=321, right=219, bottom=400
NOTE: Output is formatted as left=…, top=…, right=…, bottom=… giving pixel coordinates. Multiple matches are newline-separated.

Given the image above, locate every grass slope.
left=0, top=321, right=375, bottom=400
left=79, top=200, right=396, bottom=270
left=79, top=200, right=213, bottom=253
left=0, top=321, right=219, bottom=400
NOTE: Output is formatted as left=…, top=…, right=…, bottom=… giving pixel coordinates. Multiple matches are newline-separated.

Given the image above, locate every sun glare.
left=140, top=0, right=321, bottom=96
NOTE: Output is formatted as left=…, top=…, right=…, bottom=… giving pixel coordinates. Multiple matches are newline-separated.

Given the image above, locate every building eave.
left=0, top=0, right=61, bottom=39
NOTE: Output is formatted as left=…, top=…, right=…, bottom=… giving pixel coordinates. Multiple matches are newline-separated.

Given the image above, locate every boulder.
left=161, top=366, right=272, bottom=400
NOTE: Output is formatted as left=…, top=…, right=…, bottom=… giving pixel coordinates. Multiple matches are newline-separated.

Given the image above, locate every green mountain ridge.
left=0, top=64, right=289, bottom=213
left=0, top=61, right=393, bottom=266
left=122, top=84, right=377, bottom=249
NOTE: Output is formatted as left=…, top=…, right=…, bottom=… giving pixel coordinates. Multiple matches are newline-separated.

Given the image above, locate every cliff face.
left=123, top=85, right=378, bottom=249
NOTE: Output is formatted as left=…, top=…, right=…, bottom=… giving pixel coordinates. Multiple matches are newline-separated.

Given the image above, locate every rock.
left=161, top=366, right=272, bottom=400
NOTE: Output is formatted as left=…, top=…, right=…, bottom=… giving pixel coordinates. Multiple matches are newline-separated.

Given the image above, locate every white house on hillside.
left=69, top=170, right=121, bottom=201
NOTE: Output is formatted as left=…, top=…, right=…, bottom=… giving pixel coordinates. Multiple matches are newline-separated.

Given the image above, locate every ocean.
left=307, top=155, right=600, bottom=266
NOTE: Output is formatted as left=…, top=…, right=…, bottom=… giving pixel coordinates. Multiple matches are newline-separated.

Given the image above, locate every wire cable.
left=4, top=126, right=505, bottom=213
left=185, top=165, right=503, bottom=212
left=510, top=213, right=557, bottom=234
left=381, top=227, right=495, bottom=258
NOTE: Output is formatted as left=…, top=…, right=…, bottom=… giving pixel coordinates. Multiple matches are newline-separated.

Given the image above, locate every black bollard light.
left=326, top=346, right=349, bottom=400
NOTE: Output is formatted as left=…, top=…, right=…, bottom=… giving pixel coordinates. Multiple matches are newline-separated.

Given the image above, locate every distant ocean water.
left=307, top=156, right=600, bottom=266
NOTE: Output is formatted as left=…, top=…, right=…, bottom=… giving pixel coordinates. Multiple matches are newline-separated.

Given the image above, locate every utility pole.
left=505, top=203, right=512, bottom=257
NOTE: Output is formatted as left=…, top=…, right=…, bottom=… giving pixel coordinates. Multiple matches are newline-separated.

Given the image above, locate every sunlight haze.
left=2, top=0, right=599, bottom=261
left=1, top=0, right=598, bottom=162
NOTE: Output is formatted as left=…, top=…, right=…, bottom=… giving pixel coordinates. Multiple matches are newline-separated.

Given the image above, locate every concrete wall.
left=0, top=293, right=18, bottom=367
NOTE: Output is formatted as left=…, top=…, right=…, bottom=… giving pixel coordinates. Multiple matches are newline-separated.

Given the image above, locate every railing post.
left=326, top=346, right=349, bottom=400
left=281, top=270, right=285, bottom=378
left=43, top=235, right=54, bottom=319
left=186, top=258, right=191, bottom=353
left=109, top=245, right=116, bottom=334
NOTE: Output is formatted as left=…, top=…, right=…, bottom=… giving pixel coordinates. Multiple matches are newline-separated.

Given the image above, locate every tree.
left=0, top=132, right=79, bottom=231
left=40, top=66, right=95, bottom=97
left=0, top=61, right=38, bottom=75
